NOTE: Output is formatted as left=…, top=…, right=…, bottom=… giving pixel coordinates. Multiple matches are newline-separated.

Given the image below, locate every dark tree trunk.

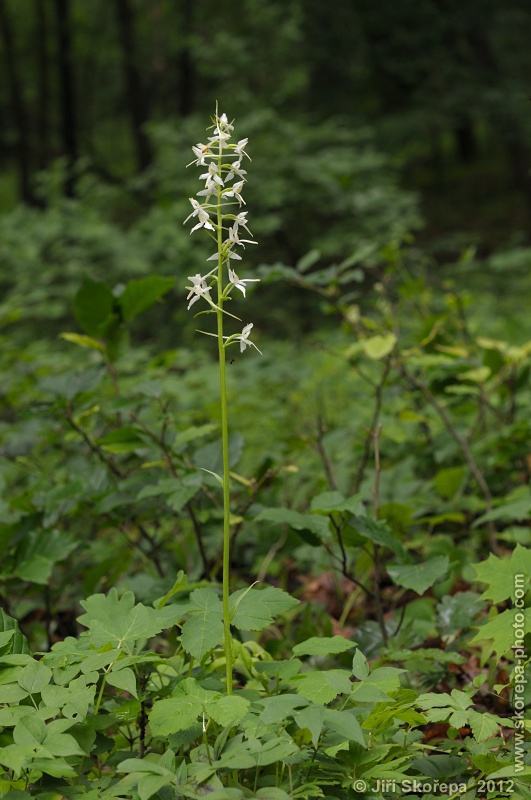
left=178, top=0, right=195, bottom=116
left=454, top=115, right=478, bottom=163
left=54, top=0, right=78, bottom=197
left=0, top=0, right=35, bottom=204
left=115, top=0, right=153, bottom=171
left=36, top=0, right=51, bottom=171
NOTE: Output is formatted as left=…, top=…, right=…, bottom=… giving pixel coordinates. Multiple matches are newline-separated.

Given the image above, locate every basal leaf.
left=387, top=556, right=449, bottom=594
left=230, top=586, right=299, bottom=631
left=180, top=588, right=224, bottom=659
left=292, top=636, right=356, bottom=657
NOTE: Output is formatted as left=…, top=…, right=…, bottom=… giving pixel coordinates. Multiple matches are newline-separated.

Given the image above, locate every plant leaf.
left=230, top=586, right=299, bottom=631
left=180, top=588, right=224, bottom=659
left=292, top=636, right=356, bottom=657
left=387, top=556, right=449, bottom=594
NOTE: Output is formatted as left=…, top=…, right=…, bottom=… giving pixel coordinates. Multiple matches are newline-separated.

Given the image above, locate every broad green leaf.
left=256, top=694, right=308, bottom=724
left=472, top=543, right=531, bottom=603
left=294, top=705, right=325, bottom=745
left=362, top=333, right=397, bottom=360
left=350, top=516, right=409, bottom=559
left=324, top=709, right=365, bottom=746
left=387, top=556, right=449, bottom=594
left=106, top=667, right=138, bottom=698
left=291, top=670, right=352, bottom=703
left=98, top=426, right=145, bottom=453
left=181, top=588, right=224, bottom=659
left=473, top=487, right=531, bottom=528
left=468, top=709, right=511, bottom=743
left=434, top=466, right=467, bottom=499
left=310, top=491, right=363, bottom=514
left=351, top=649, right=370, bottom=680
left=230, top=586, right=299, bottom=631
left=0, top=610, right=31, bottom=655
left=78, top=589, right=180, bottom=651
left=470, top=607, right=531, bottom=658
left=13, top=715, right=47, bottom=746
left=207, top=695, right=250, bottom=727
left=254, top=507, right=331, bottom=541
left=0, top=743, right=37, bottom=776
left=149, top=696, right=203, bottom=736
left=254, top=736, right=299, bottom=766
left=44, top=732, right=85, bottom=757
left=255, top=659, right=302, bottom=682
left=292, top=635, right=356, bottom=657
left=138, top=774, right=173, bottom=800
left=417, top=689, right=472, bottom=729
left=73, top=278, right=114, bottom=337
left=119, top=275, right=175, bottom=322
left=174, top=423, right=218, bottom=448
left=17, top=660, right=52, bottom=694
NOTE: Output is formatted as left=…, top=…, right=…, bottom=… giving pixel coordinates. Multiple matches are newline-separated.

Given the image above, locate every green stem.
left=216, top=140, right=233, bottom=696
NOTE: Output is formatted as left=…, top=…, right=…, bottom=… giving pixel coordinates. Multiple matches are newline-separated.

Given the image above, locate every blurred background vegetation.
left=0, top=0, right=530, bottom=348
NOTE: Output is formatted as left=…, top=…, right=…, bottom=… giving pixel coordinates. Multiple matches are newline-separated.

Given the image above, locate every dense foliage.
left=0, top=2, right=530, bottom=799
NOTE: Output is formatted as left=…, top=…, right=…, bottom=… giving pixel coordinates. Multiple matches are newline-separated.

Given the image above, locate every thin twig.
left=398, top=364, right=498, bottom=554
left=370, top=424, right=388, bottom=645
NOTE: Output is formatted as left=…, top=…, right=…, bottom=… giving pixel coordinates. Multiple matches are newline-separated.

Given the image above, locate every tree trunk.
left=115, top=0, right=153, bottom=171
left=454, top=114, right=478, bottom=163
left=36, top=0, right=51, bottom=171
left=54, top=0, right=78, bottom=197
left=178, top=0, right=195, bottom=116
left=0, top=0, right=35, bottom=204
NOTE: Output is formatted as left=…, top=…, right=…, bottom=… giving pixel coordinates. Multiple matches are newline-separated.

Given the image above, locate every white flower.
left=235, top=323, right=261, bottom=353
left=224, top=181, right=245, bottom=205
left=226, top=224, right=256, bottom=248
left=200, top=162, right=224, bottom=187
left=225, top=161, right=247, bottom=182
left=184, top=198, right=215, bottom=234
left=233, top=138, right=249, bottom=155
left=185, top=269, right=219, bottom=311
left=232, top=211, right=252, bottom=235
left=188, top=143, right=210, bottom=167
left=228, top=268, right=260, bottom=297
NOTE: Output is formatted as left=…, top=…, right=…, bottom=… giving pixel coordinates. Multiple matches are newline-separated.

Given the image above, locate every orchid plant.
left=184, top=110, right=260, bottom=694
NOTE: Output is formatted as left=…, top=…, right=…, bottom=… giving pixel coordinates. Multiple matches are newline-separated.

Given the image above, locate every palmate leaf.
left=180, top=588, right=224, bottom=659
left=230, top=586, right=299, bottom=631
left=470, top=607, right=531, bottom=658
left=472, top=543, right=531, bottom=603
left=78, top=589, right=182, bottom=652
